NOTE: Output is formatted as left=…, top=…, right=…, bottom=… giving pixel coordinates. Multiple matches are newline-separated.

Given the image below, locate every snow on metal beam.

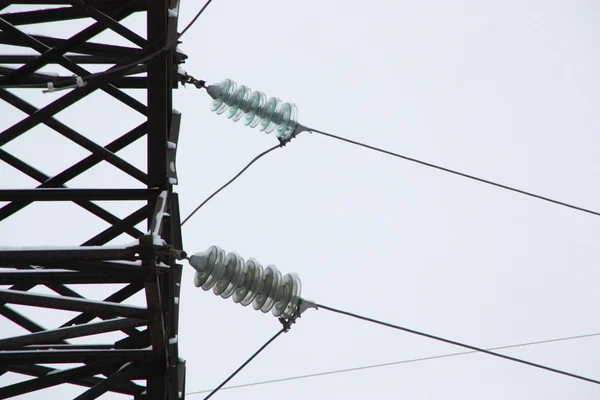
left=0, top=289, right=149, bottom=319
left=0, top=269, right=146, bottom=285
left=0, top=188, right=157, bottom=201
left=0, top=317, right=147, bottom=350
left=0, top=349, right=155, bottom=364
left=0, top=244, right=139, bottom=265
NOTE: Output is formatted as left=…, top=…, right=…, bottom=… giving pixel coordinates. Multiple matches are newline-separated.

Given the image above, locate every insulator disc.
left=201, top=247, right=226, bottom=290
left=258, top=97, right=277, bottom=132
left=244, top=91, right=266, bottom=128
left=272, top=273, right=296, bottom=317
left=227, top=85, right=249, bottom=121
left=216, top=79, right=236, bottom=115
left=260, top=266, right=282, bottom=313
left=213, top=252, right=238, bottom=296
left=264, top=98, right=283, bottom=134
left=277, top=103, right=298, bottom=140
left=233, top=258, right=262, bottom=305
left=243, top=263, right=264, bottom=306
left=271, top=273, right=290, bottom=317
left=234, top=87, right=252, bottom=122
left=253, top=265, right=276, bottom=310
left=192, top=246, right=217, bottom=288
left=220, top=253, right=245, bottom=299
left=209, top=79, right=230, bottom=112
left=211, top=79, right=237, bottom=115
left=279, top=273, right=301, bottom=319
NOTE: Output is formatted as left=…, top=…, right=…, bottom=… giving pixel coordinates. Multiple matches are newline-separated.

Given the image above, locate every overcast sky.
left=2, top=1, right=600, bottom=399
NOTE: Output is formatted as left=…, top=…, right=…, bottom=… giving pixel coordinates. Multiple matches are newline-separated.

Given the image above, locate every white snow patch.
left=109, top=260, right=143, bottom=266
left=0, top=289, right=147, bottom=310
left=158, top=190, right=167, bottom=200
left=169, top=177, right=178, bottom=184
left=169, top=161, right=175, bottom=172
left=118, top=362, right=132, bottom=371
left=151, top=234, right=166, bottom=247
left=0, top=241, right=139, bottom=252
left=7, top=269, right=72, bottom=274
left=168, top=141, right=177, bottom=149
left=46, top=369, right=62, bottom=376
left=174, top=297, right=179, bottom=305
left=169, top=335, right=178, bottom=344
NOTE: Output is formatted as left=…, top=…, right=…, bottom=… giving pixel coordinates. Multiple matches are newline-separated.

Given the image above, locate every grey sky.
left=1, top=1, right=600, bottom=398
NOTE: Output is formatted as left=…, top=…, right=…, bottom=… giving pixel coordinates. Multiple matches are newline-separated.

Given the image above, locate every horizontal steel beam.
left=0, top=76, right=156, bottom=89
left=0, top=362, right=115, bottom=399
left=0, top=317, right=147, bottom=350
left=0, top=349, right=155, bottom=364
left=0, top=246, right=138, bottom=265
left=5, top=1, right=145, bottom=7
left=0, top=32, right=138, bottom=57
left=0, top=289, right=149, bottom=319
left=0, top=269, right=146, bottom=285
left=41, top=261, right=166, bottom=279
left=0, top=188, right=157, bottom=201
left=0, top=55, right=123, bottom=64
left=23, top=344, right=114, bottom=350
left=61, top=283, right=145, bottom=329
left=2, top=364, right=143, bottom=395
left=0, top=6, right=89, bottom=26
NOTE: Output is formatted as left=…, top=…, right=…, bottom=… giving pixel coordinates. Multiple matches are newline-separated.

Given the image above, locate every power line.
left=179, top=0, right=215, bottom=39
left=309, top=128, right=600, bottom=218
left=314, top=302, right=600, bottom=386
left=186, top=331, right=600, bottom=395
left=202, top=327, right=287, bottom=400
left=181, top=143, right=281, bottom=226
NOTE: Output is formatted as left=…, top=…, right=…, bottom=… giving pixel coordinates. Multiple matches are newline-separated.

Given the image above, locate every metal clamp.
left=278, top=298, right=318, bottom=332
left=43, top=75, right=86, bottom=94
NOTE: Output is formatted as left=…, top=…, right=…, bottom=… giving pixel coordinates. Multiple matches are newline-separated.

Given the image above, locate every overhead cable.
left=178, top=0, right=215, bottom=38
left=181, top=144, right=280, bottom=226
left=202, top=327, right=287, bottom=400
left=313, top=302, right=600, bottom=386
left=310, top=128, right=600, bottom=218
left=186, top=331, right=600, bottom=395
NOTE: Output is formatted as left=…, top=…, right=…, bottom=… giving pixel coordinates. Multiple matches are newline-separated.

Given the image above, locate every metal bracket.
left=43, top=75, right=86, bottom=94
left=277, top=298, right=318, bottom=332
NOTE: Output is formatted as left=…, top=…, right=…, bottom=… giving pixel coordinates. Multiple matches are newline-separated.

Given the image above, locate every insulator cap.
left=189, top=246, right=301, bottom=318
left=206, top=78, right=298, bottom=140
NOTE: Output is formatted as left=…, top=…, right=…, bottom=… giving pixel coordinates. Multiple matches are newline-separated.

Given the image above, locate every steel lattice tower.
left=0, top=1, right=189, bottom=398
